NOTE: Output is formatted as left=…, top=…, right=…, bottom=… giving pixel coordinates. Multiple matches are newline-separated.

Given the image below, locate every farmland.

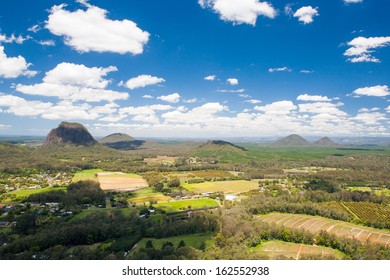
left=184, top=180, right=258, bottom=194
left=72, top=169, right=102, bottom=182
left=259, top=213, right=390, bottom=245
left=190, top=170, right=234, bottom=178
left=97, top=172, right=148, bottom=192
left=132, top=233, right=214, bottom=252
left=251, top=240, right=346, bottom=260
left=153, top=199, right=219, bottom=213
left=128, top=187, right=172, bottom=204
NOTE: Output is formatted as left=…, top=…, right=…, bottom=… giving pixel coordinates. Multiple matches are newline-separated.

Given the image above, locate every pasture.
left=2, top=186, right=66, bottom=203
left=252, top=240, right=345, bottom=260
left=153, top=199, right=219, bottom=213
left=184, top=180, right=258, bottom=194
left=190, top=170, right=234, bottom=178
left=128, top=187, right=172, bottom=204
left=259, top=213, right=390, bottom=246
left=72, top=169, right=102, bottom=182
left=132, top=233, right=214, bottom=252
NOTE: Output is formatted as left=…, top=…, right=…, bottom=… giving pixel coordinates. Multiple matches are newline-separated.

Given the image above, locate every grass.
left=251, top=240, right=346, bottom=260
left=133, top=233, right=214, bottom=252
left=128, top=187, right=172, bottom=204
left=72, top=169, right=102, bottom=182
left=98, top=172, right=142, bottom=178
left=259, top=213, right=390, bottom=245
left=348, top=187, right=390, bottom=197
left=153, top=199, right=219, bottom=213
left=71, top=207, right=138, bottom=221
left=184, top=180, right=258, bottom=194
left=1, top=186, right=67, bottom=202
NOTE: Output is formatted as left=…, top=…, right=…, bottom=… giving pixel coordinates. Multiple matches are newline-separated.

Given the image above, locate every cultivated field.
left=144, top=156, right=178, bottom=164
left=97, top=172, right=148, bottom=192
left=252, top=240, right=345, bottom=260
left=184, top=180, right=258, bottom=194
left=128, top=187, right=172, bottom=204
left=259, top=213, right=390, bottom=245
left=154, top=199, right=219, bottom=213
left=2, top=186, right=67, bottom=203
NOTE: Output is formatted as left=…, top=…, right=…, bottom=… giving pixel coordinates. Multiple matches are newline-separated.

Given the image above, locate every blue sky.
left=0, top=0, right=389, bottom=137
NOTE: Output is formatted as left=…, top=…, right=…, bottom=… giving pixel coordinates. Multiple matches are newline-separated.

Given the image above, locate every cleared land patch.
left=132, top=233, right=214, bottom=253
left=190, top=170, right=234, bottom=178
left=154, top=199, right=219, bottom=213
left=97, top=172, right=148, bottom=192
left=259, top=213, right=390, bottom=245
left=129, top=187, right=172, bottom=204
left=184, top=180, right=258, bottom=194
left=144, top=156, right=178, bottom=164
left=252, top=240, right=345, bottom=260
left=72, top=169, right=102, bottom=182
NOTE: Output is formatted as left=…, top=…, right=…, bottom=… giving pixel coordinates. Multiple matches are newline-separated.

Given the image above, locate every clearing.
left=97, top=172, right=148, bottom=192
left=184, top=180, right=258, bottom=194
left=251, top=240, right=345, bottom=260
left=154, top=199, right=219, bottom=213
left=128, top=187, right=172, bottom=204
left=259, top=213, right=390, bottom=246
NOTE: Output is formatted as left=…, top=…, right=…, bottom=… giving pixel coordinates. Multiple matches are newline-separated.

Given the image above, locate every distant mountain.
left=99, top=133, right=134, bottom=144
left=103, top=140, right=146, bottom=150
left=313, top=137, right=338, bottom=147
left=44, top=122, right=97, bottom=147
left=270, top=134, right=312, bottom=147
left=197, top=140, right=247, bottom=152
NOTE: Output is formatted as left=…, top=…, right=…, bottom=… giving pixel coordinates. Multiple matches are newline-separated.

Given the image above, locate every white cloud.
left=46, top=3, right=149, bottom=54
left=386, top=106, right=390, bottom=113
left=300, top=69, right=313, bottom=74
left=16, top=62, right=128, bottom=102
left=142, top=95, right=153, bottom=99
left=353, top=112, right=386, bottom=125
left=198, top=0, right=276, bottom=26
left=344, top=36, right=390, bottom=63
left=297, top=94, right=332, bottom=102
left=157, top=93, right=181, bottom=103
left=0, top=46, right=37, bottom=78
left=344, top=0, right=363, bottom=4
left=268, top=66, right=291, bottom=73
left=227, top=78, right=239, bottom=85
left=122, top=74, right=165, bottom=90
left=284, top=4, right=294, bottom=17
left=218, top=89, right=246, bottom=93
left=0, top=124, right=11, bottom=129
left=184, top=98, right=198, bottom=103
left=298, top=102, right=346, bottom=117
left=239, top=93, right=251, bottom=98
left=28, top=24, right=41, bottom=33
left=254, top=100, right=297, bottom=115
left=244, top=99, right=262, bottom=104
left=204, top=75, right=216, bottom=81
left=293, top=6, right=319, bottom=24
left=36, top=40, right=56, bottom=46
left=353, top=85, right=390, bottom=97
left=358, top=107, right=380, bottom=113
left=0, top=33, right=31, bottom=44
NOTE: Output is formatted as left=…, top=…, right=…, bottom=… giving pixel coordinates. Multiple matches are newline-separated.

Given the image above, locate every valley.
left=0, top=122, right=390, bottom=260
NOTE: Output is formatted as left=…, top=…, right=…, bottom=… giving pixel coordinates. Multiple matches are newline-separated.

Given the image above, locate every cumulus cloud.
left=204, top=75, right=216, bottom=81
left=227, top=78, right=239, bottom=85
left=344, top=36, right=390, bottom=63
left=184, top=98, right=198, bottom=103
left=198, top=0, right=276, bottom=26
left=142, top=95, right=153, bottom=99
left=353, top=112, right=387, bottom=125
left=122, top=74, right=165, bottom=90
left=297, top=94, right=332, bottom=102
left=293, top=6, right=319, bottom=24
left=157, top=93, right=181, bottom=103
left=46, top=3, right=149, bottom=54
left=352, top=85, right=390, bottom=97
left=255, top=100, right=297, bottom=115
left=268, top=66, right=291, bottom=73
left=0, top=46, right=37, bottom=78
left=16, top=62, right=128, bottom=102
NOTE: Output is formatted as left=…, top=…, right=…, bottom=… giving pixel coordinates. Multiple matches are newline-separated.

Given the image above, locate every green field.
left=129, top=187, right=172, bottom=204
left=72, top=169, right=102, bottom=182
left=252, top=240, right=346, bottom=260
left=1, top=186, right=67, bottom=203
left=259, top=213, right=390, bottom=245
left=348, top=187, right=390, bottom=197
left=154, top=199, right=219, bottom=213
left=184, top=180, right=258, bottom=194
left=133, top=233, right=214, bottom=252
